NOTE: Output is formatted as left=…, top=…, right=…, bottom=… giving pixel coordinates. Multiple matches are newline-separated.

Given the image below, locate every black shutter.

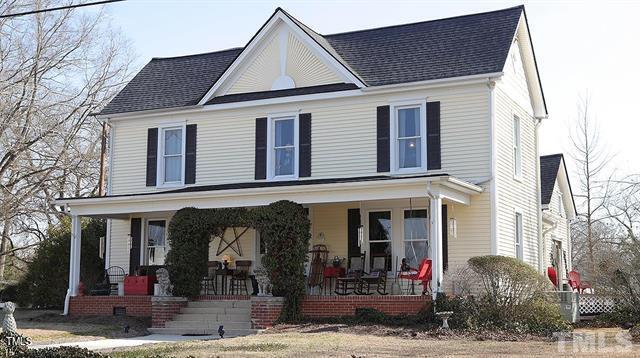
left=427, top=101, right=441, bottom=170
left=442, top=204, right=448, bottom=271
left=185, top=124, right=197, bottom=184
left=146, top=128, right=158, bottom=186
left=129, top=218, right=142, bottom=275
left=299, top=113, right=311, bottom=177
left=376, top=106, right=390, bottom=172
left=347, top=208, right=361, bottom=258
left=254, top=117, right=267, bottom=180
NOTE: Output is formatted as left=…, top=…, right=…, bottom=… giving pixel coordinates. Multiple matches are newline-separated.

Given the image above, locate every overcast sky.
left=102, top=0, right=640, bottom=179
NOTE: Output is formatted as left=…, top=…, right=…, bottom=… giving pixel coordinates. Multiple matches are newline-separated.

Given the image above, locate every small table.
left=323, top=266, right=345, bottom=295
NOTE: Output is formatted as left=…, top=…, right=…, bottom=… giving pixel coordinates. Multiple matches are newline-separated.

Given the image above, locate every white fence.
left=579, top=294, right=616, bottom=316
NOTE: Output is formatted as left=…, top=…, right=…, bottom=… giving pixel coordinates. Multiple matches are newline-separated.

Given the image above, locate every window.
left=159, top=126, right=185, bottom=185
left=146, top=220, right=166, bottom=265
left=557, top=191, right=565, bottom=217
left=391, top=102, right=426, bottom=173
left=368, top=211, right=392, bottom=271
left=404, top=209, right=429, bottom=269
left=513, top=116, right=522, bottom=178
left=515, top=212, right=523, bottom=260
left=268, top=114, right=298, bottom=179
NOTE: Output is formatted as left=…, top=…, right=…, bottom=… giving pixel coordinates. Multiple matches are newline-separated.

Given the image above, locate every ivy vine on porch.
left=165, top=200, right=310, bottom=322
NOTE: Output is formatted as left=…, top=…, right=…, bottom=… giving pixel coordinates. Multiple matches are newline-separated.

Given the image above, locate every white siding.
left=494, top=84, right=539, bottom=267
left=285, top=31, right=342, bottom=88
left=110, top=84, right=491, bottom=195
left=108, top=218, right=131, bottom=274
left=543, top=181, right=571, bottom=279
left=227, top=35, right=280, bottom=95
left=501, top=39, right=533, bottom=116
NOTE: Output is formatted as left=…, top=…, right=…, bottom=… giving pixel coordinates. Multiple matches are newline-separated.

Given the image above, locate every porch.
left=56, top=174, right=485, bottom=316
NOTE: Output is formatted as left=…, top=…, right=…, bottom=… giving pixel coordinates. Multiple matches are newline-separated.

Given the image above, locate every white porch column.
left=63, top=215, right=82, bottom=315
left=430, top=196, right=443, bottom=300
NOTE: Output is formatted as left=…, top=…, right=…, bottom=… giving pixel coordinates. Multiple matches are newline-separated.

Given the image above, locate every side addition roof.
left=540, top=153, right=576, bottom=217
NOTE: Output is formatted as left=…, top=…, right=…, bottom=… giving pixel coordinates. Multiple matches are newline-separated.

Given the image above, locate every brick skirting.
left=302, top=295, right=431, bottom=318
left=250, top=295, right=431, bottom=329
left=69, top=295, right=152, bottom=317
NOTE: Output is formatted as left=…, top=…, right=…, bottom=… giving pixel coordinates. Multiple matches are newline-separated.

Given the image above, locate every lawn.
left=14, top=309, right=149, bottom=345
left=108, top=325, right=640, bottom=357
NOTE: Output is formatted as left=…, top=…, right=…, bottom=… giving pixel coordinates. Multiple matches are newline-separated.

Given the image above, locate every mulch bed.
left=266, top=323, right=554, bottom=342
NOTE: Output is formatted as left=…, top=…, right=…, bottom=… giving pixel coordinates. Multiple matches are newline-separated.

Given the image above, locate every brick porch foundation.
left=68, top=295, right=152, bottom=317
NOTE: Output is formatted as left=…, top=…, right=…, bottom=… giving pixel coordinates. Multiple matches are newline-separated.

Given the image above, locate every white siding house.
left=56, top=5, right=573, bottom=313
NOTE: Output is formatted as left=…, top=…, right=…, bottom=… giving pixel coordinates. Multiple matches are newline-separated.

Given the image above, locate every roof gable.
left=198, top=8, right=365, bottom=104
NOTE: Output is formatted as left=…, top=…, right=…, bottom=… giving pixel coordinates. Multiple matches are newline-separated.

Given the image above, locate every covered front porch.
left=56, top=174, right=484, bottom=316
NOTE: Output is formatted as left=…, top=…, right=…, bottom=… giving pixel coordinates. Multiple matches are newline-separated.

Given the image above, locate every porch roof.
left=55, top=174, right=483, bottom=218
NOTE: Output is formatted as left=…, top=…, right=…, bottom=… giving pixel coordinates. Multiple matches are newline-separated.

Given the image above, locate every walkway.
left=30, top=334, right=216, bottom=351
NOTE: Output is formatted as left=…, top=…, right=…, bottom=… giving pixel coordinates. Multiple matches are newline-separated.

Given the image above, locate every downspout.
left=488, top=80, right=498, bottom=255
left=535, top=117, right=544, bottom=273
left=104, top=119, right=113, bottom=270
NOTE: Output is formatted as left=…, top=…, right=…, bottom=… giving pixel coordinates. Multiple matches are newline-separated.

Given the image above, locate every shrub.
left=16, top=218, right=105, bottom=308
left=15, top=346, right=105, bottom=357
left=463, top=255, right=571, bottom=335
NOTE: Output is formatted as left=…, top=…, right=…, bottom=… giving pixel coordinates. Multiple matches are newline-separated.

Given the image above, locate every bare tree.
left=0, top=0, right=133, bottom=280
left=569, top=94, right=611, bottom=284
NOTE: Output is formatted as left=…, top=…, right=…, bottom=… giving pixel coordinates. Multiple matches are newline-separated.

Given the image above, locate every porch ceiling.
left=55, top=174, right=483, bottom=218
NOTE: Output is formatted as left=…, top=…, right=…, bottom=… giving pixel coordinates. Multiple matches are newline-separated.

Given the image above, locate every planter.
left=124, top=275, right=156, bottom=295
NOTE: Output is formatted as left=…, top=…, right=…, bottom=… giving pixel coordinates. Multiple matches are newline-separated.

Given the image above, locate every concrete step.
left=180, top=307, right=249, bottom=315
left=174, top=313, right=250, bottom=322
left=165, top=321, right=252, bottom=329
left=188, top=300, right=250, bottom=308
left=148, top=327, right=258, bottom=337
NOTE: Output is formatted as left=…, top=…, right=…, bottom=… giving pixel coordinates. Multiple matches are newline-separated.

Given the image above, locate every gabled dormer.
left=198, top=8, right=365, bottom=103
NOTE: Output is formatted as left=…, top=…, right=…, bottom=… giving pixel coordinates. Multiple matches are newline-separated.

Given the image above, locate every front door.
left=368, top=210, right=392, bottom=271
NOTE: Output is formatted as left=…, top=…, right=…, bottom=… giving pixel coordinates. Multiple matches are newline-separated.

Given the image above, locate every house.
left=55, top=5, right=573, bottom=322
left=540, top=154, right=576, bottom=286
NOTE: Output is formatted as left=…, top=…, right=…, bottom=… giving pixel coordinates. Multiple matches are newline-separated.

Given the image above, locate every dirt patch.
left=16, top=311, right=149, bottom=344
left=267, top=322, right=553, bottom=342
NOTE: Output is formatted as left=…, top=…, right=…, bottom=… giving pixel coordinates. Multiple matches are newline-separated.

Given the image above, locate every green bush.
left=16, top=218, right=105, bottom=308
left=463, top=255, right=571, bottom=335
left=166, top=201, right=310, bottom=322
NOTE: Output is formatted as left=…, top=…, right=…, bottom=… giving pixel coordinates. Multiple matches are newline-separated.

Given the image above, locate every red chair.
left=568, top=270, right=592, bottom=293
left=398, top=258, right=432, bottom=295
left=547, top=266, right=558, bottom=287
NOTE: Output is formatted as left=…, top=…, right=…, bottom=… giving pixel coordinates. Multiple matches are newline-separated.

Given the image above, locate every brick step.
left=180, top=306, right=249, bottom=315
left=174, top=313, right=250, bottom=322
left=165, top=320, right=252, bottom=329
left=148, top=327, right=258, bottom=337
left=188, top=300, right=250, bottom=308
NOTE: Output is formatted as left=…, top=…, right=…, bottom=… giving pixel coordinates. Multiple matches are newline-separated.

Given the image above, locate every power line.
left=0, top=0, right=126, bottom=18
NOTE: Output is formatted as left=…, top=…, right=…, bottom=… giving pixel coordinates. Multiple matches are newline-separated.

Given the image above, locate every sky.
left=100, top=0, right=640, bottom=179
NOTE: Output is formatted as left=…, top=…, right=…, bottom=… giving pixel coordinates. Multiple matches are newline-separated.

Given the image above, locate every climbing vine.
left=165, top=200, right=310, bottom=321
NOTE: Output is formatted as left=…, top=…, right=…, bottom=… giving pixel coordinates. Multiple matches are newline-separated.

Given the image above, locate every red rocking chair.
left=398, top=258, right=432, bottom=295
left=547, top=266, right=558, bottom=288
left=568, top=270, right=592, bottom=294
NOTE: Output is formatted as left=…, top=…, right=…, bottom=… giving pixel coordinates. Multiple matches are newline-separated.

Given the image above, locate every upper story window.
left=515, top=211, right=523, bottom=260
left=159, top=125, right=185, bottom=186
left=557, top=191, right=565, bottom=217
left=513, top=115, right=522, bottom=179
left=391, top=101, right=427, bottom=174
left=268, top=114, right=298, bottom=180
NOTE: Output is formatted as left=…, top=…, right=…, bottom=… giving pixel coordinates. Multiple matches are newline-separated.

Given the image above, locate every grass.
left=108, top=328, right=640, bottom=357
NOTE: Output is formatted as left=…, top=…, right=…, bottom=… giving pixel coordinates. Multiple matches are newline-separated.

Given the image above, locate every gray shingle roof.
left=540, top=154, right=563, bottom=205
left=100, top=6, right=524, bottom=116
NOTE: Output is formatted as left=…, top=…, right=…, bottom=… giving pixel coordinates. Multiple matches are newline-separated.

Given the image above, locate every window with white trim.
left=515, top=211, right=523, bottom=260
left=557, top=191, right=565, bottom=217
left=391, top=101, right=427, bottom=173
left=513, top=116, right=522, bottom=178
left=159, top=126, right=185, bottom=185
left=268, top=114, right=298, bottom=179
left=146, top=220, right=167, bottom=265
